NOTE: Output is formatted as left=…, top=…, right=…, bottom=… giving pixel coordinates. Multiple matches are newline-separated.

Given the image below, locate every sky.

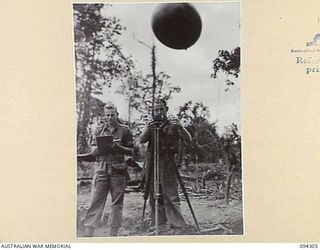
left=99, top=2, right=240, bottom=134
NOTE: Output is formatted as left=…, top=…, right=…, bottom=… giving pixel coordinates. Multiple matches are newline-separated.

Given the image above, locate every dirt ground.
left=76, top=177, right=243, bottom=237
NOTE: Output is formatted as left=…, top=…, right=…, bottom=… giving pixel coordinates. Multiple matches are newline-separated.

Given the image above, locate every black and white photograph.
left=74, top=2, right=242, bottom=237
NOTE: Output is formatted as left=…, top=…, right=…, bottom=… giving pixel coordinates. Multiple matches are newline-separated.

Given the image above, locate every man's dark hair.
left=154, top=99, right=167, bottom=108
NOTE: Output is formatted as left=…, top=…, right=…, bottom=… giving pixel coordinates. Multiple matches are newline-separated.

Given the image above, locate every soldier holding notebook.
left=83, top=102, right=134, bottom=237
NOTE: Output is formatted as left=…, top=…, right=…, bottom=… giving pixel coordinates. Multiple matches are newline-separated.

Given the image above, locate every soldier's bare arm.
left=139, top=127, right=151, bottom=144
left=170, top=118, right=192, bottom=144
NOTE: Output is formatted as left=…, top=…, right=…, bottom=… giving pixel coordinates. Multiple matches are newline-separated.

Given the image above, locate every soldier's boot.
left=84, top=227, right=94, bottom=237
left=109, top=227, right=119, bottom=237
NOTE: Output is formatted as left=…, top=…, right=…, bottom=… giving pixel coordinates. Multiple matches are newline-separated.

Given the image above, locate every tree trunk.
left=224, top=149, right=232, bottom=205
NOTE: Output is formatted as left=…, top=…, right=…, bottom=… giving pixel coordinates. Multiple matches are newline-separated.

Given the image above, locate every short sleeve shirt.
left=91, top=122, right=133, bottom=171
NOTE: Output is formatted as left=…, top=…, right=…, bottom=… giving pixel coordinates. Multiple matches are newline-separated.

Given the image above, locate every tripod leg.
left=140, top=199, right=147, bottom=233
left=174, top=166, right=201, bottom=233
left=139, top=157, right=152, bottom=234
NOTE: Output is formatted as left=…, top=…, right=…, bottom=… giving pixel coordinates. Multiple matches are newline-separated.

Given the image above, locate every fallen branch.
left=146, top=231, right=155, bottom=236
left=219, top=216, right=230, bottom=224
left=200, top=226, right=221, bottom=233
left=77, top=177, right=93, bottom=181
left=230, top=195, right=240, bottom=200
left=180, top=174, right=198, bottom=181
left=230, top=206, right=241, bottom=212
left=217, top=223, right=232, bottom=233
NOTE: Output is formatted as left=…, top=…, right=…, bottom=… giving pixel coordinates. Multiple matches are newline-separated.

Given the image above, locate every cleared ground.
left=76, top=166, right=243, bottom=237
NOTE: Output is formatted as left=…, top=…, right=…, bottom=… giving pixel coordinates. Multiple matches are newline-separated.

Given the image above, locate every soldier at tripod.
left=139, top=99, right=193, bottom=234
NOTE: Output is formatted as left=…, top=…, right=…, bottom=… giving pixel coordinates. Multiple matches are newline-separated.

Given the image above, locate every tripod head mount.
left=153, top=113, right=165, bottom=122
left=148, top=114, right=168, bottom=129
left=148, top=121, right=162, bottom=129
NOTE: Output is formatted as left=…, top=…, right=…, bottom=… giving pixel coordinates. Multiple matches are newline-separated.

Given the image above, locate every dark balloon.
left=151, top=3, right=202, bottom=50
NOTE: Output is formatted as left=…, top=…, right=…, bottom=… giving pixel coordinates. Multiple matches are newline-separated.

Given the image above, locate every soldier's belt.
left=95, top=155, right=124, bottom=164
left=111, top=168, right=127, bottom=176
left=96, top=168, right=127, bottom=176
